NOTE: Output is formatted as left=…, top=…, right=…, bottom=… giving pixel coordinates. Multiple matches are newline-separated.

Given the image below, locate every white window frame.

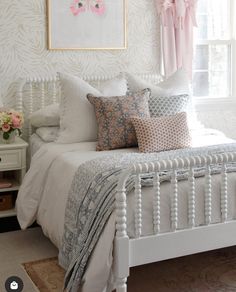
left=194, top=0, right=236, bottom=109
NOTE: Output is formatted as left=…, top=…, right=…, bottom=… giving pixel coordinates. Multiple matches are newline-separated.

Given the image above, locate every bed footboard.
left=114, top=152, right=236, bottom=292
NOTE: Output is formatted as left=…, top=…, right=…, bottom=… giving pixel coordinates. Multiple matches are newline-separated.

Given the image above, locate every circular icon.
left=5, top=276, right=23, bottom=292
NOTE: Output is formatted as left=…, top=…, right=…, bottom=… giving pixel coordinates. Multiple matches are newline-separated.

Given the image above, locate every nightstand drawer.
left=0, top=150, right=21, bottom=169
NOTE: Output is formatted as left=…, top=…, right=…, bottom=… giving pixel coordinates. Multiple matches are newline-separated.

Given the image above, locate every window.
left=193, top=0, right=234, bottom=99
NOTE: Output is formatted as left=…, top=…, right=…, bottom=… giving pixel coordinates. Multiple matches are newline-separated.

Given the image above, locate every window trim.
left=193, top=0, right=236, bottom=104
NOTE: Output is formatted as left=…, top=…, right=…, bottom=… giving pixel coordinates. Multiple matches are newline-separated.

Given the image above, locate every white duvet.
left=16, top=129, right=236, bottom=292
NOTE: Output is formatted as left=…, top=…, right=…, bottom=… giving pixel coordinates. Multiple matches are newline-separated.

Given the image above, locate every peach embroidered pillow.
left=131, top=112, right=191, bottom=153
left=87, top=89, right=151, bottom=151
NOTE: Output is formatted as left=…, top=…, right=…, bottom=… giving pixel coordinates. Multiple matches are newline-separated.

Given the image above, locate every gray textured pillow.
left=149, top=94, right=190, bottom=117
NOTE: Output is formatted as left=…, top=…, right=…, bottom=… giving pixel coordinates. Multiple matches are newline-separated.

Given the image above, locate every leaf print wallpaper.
left=0, top=0, right=160, bottom=105
left=1, top=0, right=235, bottom=138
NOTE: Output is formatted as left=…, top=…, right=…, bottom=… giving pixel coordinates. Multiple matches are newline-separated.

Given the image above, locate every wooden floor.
left=2, top=227, right=236, bottom=291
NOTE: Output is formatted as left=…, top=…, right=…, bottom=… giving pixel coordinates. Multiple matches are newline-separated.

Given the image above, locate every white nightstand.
left=0, top=137, right=28, bottom=218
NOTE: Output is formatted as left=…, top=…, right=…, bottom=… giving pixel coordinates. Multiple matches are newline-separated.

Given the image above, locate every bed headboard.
left=15, top=73, right=162, bottom=141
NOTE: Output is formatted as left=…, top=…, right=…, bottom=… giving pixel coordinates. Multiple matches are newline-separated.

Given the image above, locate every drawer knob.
left=0, top=157, right=2, bottom=162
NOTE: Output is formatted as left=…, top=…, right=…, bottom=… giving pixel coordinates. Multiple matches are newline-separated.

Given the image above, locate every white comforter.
left=16, top=129, right=236, bottom=292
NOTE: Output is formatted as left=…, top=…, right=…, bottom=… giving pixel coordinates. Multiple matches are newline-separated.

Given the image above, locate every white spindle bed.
left=15, top=75, right=236, bottom=292
left=114, top=154, right=236, bottom=291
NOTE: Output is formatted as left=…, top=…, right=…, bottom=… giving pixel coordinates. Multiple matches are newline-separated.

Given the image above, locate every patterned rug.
left=23, top=246, right=236, bottom=292
left=23, top=258, right=64, bottom=292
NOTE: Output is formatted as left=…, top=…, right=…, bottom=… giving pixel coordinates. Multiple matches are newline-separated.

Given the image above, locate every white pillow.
left=125, top=70, right=204, bottom=131
left=157, top=69, right=190, bottom=95
left=97, top=74, right=127, bottom=96
left=36, top=126, right=59, bottom=142
left=29, top=103, right=60, bottom=128
left=57, top=72, right=128, bottom=143
left=126, top=69, right=190, bottom=97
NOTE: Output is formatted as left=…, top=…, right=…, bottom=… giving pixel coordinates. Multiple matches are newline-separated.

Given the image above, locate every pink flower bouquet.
left=0, top=109, right=23, bottom=141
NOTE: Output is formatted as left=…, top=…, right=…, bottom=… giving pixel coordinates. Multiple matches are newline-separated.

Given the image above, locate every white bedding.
left=29, top=133, right=47, bottom=157
left=17, top=128, right=236, bottom=292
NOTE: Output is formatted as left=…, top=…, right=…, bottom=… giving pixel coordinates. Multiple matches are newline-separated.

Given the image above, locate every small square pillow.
left=87, top=89, right=151, bottom=151
left=125, top=71, right=190, bottom=118
left=149, top=94, right=190, bottom=117
left=131, top=112, right=191, bottom=153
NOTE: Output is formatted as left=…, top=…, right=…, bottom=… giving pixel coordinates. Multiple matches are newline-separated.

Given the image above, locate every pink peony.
left=12, top=115, right=21, bottom=128
left=2, top=123, right=10, bottom=132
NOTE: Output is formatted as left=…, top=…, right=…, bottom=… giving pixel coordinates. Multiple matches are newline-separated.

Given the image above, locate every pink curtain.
left=156, top=0, right=198, bottom=78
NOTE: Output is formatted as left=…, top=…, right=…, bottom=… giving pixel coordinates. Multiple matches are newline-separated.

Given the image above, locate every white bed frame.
left=16, top=75, right=236, bottom=292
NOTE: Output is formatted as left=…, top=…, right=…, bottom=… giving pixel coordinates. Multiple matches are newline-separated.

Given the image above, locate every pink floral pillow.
left=131, top=112, right=191, bottom=153
left=87, top=89, right=151, bottom=151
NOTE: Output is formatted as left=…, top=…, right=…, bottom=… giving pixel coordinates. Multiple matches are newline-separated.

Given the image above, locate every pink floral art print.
left=70, top=0, right=106, bottom=16
left=47, top=0, right=126, bottom=50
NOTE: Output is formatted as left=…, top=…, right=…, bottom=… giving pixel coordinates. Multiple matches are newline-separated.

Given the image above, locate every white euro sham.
left=57, top=72, right=128, bottom=143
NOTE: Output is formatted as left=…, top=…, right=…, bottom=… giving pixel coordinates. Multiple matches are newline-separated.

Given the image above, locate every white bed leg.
left=116, top=278, right=127, bottom=292
left=115, top=186, right=129, bottom=292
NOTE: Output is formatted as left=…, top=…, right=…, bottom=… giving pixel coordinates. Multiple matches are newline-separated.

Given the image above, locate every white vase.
left=0, top=130, right=16, bottom=144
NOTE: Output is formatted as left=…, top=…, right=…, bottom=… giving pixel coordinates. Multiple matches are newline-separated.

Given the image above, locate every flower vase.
left=0, top=131, right=16, bottom=144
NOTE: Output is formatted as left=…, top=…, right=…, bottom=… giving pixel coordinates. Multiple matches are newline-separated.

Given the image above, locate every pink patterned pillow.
left=131, top=112, right=191, bottom=153
left=87, top=89, right=151, bottom=151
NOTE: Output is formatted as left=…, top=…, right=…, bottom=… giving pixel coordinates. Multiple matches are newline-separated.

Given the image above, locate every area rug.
left=23, top=246, right=236, bottom=292
left=23, top=257, right=64, bottom=292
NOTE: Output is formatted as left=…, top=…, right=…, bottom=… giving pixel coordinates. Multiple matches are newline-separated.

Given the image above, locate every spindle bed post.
left=114, top=170, right=131, bottom=292
left=171, top=168, right=178, bottom=231
left=221, top=163, right=228, bottom=222
left=16, top=80, right=24, bottom=113
left=52, top=77, right=57, bottom=104
left=135, top=170, right=142, bottom=238
left=188, top=167, right=196, bottom=228
left=153, top=170, right=161, bottom=234
left=41, top=78, right=45, bottom=109
left=205, top=164, right=212, bottom=225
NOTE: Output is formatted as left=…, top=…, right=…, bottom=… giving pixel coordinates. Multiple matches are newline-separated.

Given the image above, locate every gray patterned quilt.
left=58, top=143, right=236, bottom=292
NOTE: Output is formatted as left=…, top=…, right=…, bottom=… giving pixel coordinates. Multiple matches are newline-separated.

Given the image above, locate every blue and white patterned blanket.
left=59, top=143, right=236, bottom=292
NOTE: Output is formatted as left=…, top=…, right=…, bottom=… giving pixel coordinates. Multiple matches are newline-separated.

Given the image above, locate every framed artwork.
left=47, top=0, right=127, bottom=50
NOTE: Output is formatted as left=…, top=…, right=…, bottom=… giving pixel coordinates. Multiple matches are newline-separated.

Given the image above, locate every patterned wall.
left=0, top=0, right=160, bottom=104
left=1, top=0, right=236, bottom=138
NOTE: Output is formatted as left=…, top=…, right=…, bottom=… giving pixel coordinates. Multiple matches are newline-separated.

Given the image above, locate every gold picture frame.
left=47, top=0, right=127, bottom=50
